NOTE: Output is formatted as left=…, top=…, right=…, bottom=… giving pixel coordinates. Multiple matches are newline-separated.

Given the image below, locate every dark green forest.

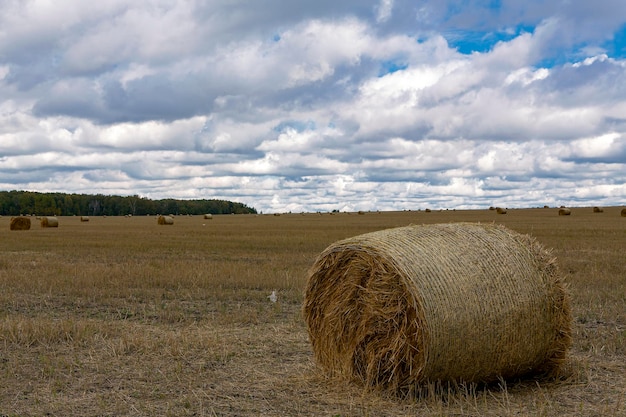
left=0, top=191, right=257, bottom=216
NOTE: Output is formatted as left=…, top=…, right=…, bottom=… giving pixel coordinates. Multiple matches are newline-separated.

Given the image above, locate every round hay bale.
left=558, top=208, right=571, bottom=216
left=10, top=216, right=31, bottom=230
left=622, top=208, right=626, bottom=217
left=80, top=216, right=90, bottom=222
left=496, top=207, right=507, bottom=214
left=40, top=216, right=59, bottom=227
left=203, top=213, right=213, bottom=220
left=157, top=215, right=174, bottom=225
left=592, top=207, right=603, bottom=213
left=303, top=223, right=571, bottom=393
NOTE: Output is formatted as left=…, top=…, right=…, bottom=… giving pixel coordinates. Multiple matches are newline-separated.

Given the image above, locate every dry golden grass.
left=0, top=208, right=625, bottom=416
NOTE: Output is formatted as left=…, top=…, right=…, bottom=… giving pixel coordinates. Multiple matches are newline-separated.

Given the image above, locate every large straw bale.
left=157, top=215, right=174, bottom=225
left=10, top=216, right=31, bottom=230
left=203, top=213, right=213, bottom=220
left=558, top=208, right=571, bottom=216
left=40, top=216, right=59, bottom=227
left=80, top=216, right=90, bottom=222
left=303, top=222, right=571, bottom=394
left=496, top=207, right=507, bottom=214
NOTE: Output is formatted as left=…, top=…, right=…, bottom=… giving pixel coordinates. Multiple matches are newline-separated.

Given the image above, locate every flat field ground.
left=0, top=208, right=625, bottom=416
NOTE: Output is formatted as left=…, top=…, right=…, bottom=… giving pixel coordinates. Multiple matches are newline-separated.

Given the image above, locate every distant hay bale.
left=496, top=207, right=507, bottom=214
left=621, top=208, right=626, bottom=217
left=558, top=208, right=571, bottom=216
left=358, top=211, right=365, bottom=215
left=10, top=216, right=31, bottom=231
left=544, top=205, right=550, bottom=209
left=303, top=223, right=571, bottom=394
left=592, top=207, right=603, bottom=213
left=40, top=216, right=59, bottom=228
left=489, top=206, right=495, bottom=211
left=157, top=215, right=174, bottom=225
left=424, top=208, right=432, bottom=213
left=80, top=216, right=90, bottom=222
left=203, top=214, right=213, bottom=220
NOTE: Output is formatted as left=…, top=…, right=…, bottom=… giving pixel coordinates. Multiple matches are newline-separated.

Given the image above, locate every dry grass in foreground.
left=0, top=208, right=625, bottom=416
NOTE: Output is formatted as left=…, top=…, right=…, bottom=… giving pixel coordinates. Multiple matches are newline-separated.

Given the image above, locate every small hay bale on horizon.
left=203, top=213, right=213, bottom=220
left=592, top=207, right=603, bottom=213
left=558, top=208, right=571, bottom=216
left=303, top=222, right=572, bottom=395
left=621, top=208, right=626, bottom=217
left=496, top=207, right=507, bottom=214
left=10, top=216, right=31, bottom=230
left=40, top=216, right=59, bottom=228
left=157, top=215, right=174, bottom=225
left=80, top=216, right=90, bottom=222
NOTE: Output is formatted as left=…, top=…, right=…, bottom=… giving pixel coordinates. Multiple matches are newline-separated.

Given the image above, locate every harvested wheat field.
left=0, top=208, right=625, bottom=416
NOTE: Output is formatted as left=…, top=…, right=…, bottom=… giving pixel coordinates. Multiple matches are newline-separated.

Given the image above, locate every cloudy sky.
left=1, top=0, right=626, bottom=213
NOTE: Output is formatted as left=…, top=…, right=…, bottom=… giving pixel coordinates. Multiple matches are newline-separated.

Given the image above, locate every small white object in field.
left=268, top=290, right=277, bottom=303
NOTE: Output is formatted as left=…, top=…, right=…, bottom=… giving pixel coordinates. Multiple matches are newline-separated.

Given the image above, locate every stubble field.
left=0, top=207, right=625, bottom=416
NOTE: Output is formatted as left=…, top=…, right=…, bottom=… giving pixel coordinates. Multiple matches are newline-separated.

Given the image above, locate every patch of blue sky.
left=378, top=60, right=408, bottom=77
left=535, top=25, right=626, bottom=68
left=273, top=119, right=316, bottom=133
left=446, top=24, right=535, bottom=55
left=602, top=24, right=626, bottom=59
left=535, top=39, right=621, bottom=69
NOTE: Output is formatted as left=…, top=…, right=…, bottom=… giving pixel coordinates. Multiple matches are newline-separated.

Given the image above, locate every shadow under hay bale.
left=157, top=215, right=174, bottom=225
left=303, top=223, right=572, bottom=395
left=40, top=216, right=59, bottom=227
left=10, top=216, right=31, bottom=230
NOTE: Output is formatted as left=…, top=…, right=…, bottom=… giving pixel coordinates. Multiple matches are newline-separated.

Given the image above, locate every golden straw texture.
left=10, top=216, right=31, bottom=230
left=40, top=216, right=59, bottom=227
left=303, top=222, right=572, bottom=394
left=157, top=215, right=174, bottom=225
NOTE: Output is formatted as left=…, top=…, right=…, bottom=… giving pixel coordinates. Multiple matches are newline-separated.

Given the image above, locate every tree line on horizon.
left=0, top=191, right=257, bottom=217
